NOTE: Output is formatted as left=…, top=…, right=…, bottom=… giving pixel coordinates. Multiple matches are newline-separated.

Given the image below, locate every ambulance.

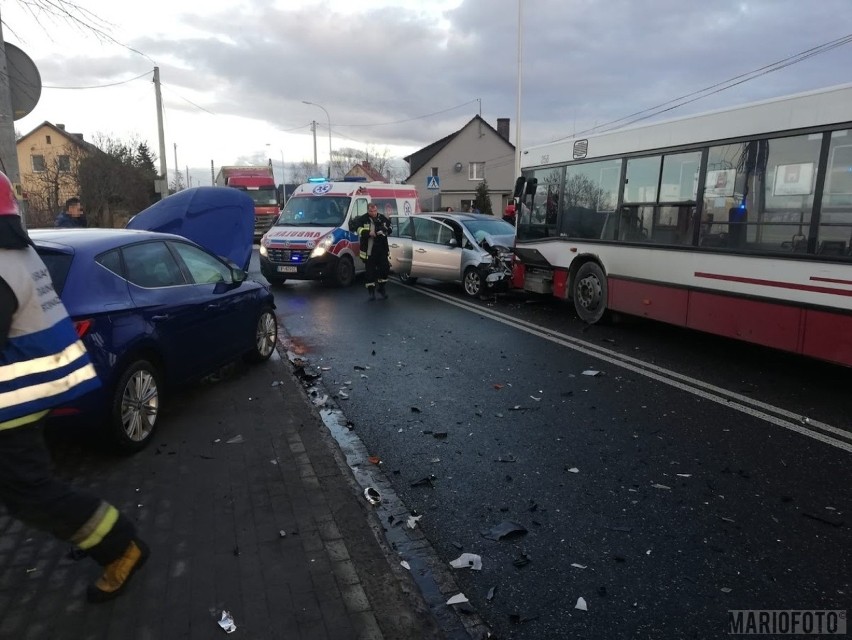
left=259, top=178, right=419, bottom=286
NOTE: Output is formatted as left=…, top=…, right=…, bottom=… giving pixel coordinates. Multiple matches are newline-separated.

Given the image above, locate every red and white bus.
left=512, top=83, right=852, bottom=367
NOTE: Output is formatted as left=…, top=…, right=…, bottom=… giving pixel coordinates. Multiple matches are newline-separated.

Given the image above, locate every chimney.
left=497, top=118, right=510, bottom=141
left=56, top=123, right=65, bottom=131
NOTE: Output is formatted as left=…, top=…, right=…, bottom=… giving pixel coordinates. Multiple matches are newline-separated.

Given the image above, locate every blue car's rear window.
left=35, top=250, right=73, bottom=296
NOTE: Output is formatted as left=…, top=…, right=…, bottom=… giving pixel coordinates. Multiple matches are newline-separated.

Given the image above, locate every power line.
left=42, top=70, right=152, bottom=90
left=333, top=99, right=480, bottom=127
left=555, top=31, right=852, bottom=143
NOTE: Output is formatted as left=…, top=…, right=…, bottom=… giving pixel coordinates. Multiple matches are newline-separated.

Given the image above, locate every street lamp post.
left=302, top=100, right=332, bottom=179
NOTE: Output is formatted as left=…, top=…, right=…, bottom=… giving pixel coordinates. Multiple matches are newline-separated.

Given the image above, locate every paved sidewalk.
left=0, top=352, right=446, bottom=639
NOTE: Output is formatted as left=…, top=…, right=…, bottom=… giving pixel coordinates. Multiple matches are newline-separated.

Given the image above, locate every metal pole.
left=173, top=143, right=178, bottom=191
left=154, top=67, right=168, bottom=195
left=210, top=160, right=215, bottom=186
left=303, top=101, right=332, bottom=179
left=311, top=120, right=318, bottom=173
left=0, top=15, right=21, bottom=207
left=514, top=0, right=523, bottom=181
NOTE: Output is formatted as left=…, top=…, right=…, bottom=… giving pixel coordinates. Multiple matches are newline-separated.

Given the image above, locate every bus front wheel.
left=573, top=261, right=607, bottom=324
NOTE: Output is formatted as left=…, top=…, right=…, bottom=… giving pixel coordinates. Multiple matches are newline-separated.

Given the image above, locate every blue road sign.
left=426, top=175, right=440, bottom=190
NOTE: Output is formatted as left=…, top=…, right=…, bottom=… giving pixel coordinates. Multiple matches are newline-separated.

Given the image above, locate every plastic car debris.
left=411, top=406, right=422, bottom=413
left=368, top=456, right=382, bottom=465
left=411, top=475, right=436, bottom=488
left=512, top=552, right=531, bottom=567
left=651, top=483, right=671, bottom=490
left=406, top=515, right=423, bottom=529
left=571, top=563, right=587, bottom=569
left=450, top=553, right=482, bottom=570
left=481, top=521, right=528, bottom=541
left=363, top=487, right=381, bottom=505
left=486, top=586, right=496, bottom=601
left=226, top=435, right=244, bottom=444
left=582, top=370, right=601, bottom=376
left=567, top=467, right=579, bottom=473
left=400, top=560, right=411, bottom=570
left=575, top=597, right=588, bottom=611
left=218, top=610, right=237, bottom=633
left=447, top=593, right=469, bottom=605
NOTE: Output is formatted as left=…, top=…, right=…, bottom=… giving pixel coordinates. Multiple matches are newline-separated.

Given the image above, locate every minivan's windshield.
left=461, top=218, right=516, bottom=238
left=275, top=196, right=351, bottom=227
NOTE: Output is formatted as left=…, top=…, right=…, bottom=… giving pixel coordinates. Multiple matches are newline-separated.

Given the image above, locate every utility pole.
left=173, top=142, right=179, bottom=190
left=0, top=16, right=21, bottom=201
left=310, top=120, right=318, bottom=173
left=153, top=67, right=168, bottom=197
left=210, top=160, right=215, bottom=186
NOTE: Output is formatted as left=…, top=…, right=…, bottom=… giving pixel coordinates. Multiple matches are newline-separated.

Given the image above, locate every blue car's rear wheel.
left=109, top=359, right=161, bottom=453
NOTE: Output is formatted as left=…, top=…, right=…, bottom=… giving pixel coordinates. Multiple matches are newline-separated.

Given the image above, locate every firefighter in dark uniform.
left=351, top=202, right=392, bottom=300
left=0, top=171, right=149, bottom=603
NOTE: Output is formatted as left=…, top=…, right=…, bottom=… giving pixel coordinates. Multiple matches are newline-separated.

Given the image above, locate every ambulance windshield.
left=275, top=196, right=351, bottom=227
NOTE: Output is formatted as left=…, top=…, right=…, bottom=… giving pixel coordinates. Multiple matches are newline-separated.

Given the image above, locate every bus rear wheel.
left=573, top=261, right=607, bottom=324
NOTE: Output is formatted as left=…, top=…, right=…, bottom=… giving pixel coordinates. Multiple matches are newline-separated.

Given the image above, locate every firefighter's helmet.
left=0, top=171, right=20, bottom=217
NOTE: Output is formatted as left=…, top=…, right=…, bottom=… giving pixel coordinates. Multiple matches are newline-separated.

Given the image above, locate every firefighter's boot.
left=377, top=281, right=388, bottom=299
left=86, top=539, right=150, bottom=603
left=367, top=285, right=376, bottom=300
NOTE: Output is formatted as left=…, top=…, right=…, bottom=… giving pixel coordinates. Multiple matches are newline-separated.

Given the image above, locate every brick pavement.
left=0, top=352, right=449, bottom=639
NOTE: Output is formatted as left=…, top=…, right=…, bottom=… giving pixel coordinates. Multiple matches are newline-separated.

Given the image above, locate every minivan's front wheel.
left=109, top=359, right=161, bottom=454
left=463, top=267, right=483, bottom=298
left=573, top=261, right=608, bottom=324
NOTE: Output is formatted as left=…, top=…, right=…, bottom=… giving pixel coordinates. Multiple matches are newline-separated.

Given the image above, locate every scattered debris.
left=719, top=517, right=735, bottom=524
left=571, top=563, right=587, bottom=569
left=530, top=396, right=541, bottom=402
left=451, top=541, right=464, bottom=550
left=433, top=431, right=448, bottom=439
left=354, top=365, right=367, bottom=371
left=493, top=384, right=505, bottom=390
left=450, top=553, right=483, bottom=570
left=411, top=476, right=436, bottom=488
left=271, top=380, right=282, bottom=387
left=411, top=406, right=422, bottom=413
left=566, top=467, right=580, bottom=474
left=368, top=456, right=382, bottom=465
left=406, top=515, right=423, bottom=529
left=676, top=473, right=692, bottom=478
left=225, top=435, right=244, bottom=444
left=803, top=511, right=844, bottom=527
left=512, top=552, right=531, bottom=568
left=651, top=483, right=671, bottom=490
left=486, top=586, right=496, bottom=601
left=447, top=593, right=469, bottom=606
left=496, top=454, right=517, bottom=463
left=430, top=457, right=441, bottom=463
left=582, top=370, right=601, bottom=377
left=481, top=521, right=528, bottom=541
left=575, top=597, right=588, bottom=611
left=720, top=587, right=732, bottom=594
left=363, top=487, right=381, bottom=505
left=278, top=530, right=286, bottom=538
left=218, top=610, right=236, bottom=633
left=339, top=391, right=349, bottom=399
left=400, top=560, right=410, bottom=570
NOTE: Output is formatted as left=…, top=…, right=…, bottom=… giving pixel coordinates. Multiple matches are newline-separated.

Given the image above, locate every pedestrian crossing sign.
left=426, top=175, right=440, bottom=190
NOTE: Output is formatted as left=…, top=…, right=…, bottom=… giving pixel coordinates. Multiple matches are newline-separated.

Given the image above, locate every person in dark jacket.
left=0, top=173, right=148, bottom=603
left=54, top=197, right=87, bottom=228
left=350, top=203, right=392, bottom=300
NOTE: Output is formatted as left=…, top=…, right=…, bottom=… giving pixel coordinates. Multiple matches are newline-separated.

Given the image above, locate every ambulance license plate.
left=277, top=266, right=297, bottom=273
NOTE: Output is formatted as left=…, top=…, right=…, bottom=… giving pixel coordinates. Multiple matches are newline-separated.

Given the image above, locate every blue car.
left=30, top=187, right=277, bottom=453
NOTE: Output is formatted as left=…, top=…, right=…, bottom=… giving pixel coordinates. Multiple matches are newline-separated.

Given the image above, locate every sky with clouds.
left=3, top=0, right=851, bottom=186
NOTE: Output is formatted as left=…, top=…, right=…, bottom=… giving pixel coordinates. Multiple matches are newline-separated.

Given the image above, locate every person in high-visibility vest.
left=0, top=171, right=149, bottom=603
left=351, top=202, right=392, bottom=300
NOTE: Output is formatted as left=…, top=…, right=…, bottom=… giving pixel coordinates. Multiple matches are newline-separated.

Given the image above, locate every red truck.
left=215, top=165, right=279, bottom=239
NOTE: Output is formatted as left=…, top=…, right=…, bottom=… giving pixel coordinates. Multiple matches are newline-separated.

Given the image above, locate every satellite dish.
left=4, top=43, right=41, bottom=120
left=454, top=162, right=463, bottom=172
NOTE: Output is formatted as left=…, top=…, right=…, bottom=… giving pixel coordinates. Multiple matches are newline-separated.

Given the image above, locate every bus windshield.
left=274, top=196, right=351, bottom=227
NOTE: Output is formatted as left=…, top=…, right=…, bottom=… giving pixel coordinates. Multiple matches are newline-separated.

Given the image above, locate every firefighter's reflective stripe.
left=72, top=501, right=119, bottom=550
left=0, top=339, right=88, bottom=383
left=0, top=410, right=49, bottom=431
left=0, top=359, right=97, bottom=413
left=356, top=223, right=373, bottom=260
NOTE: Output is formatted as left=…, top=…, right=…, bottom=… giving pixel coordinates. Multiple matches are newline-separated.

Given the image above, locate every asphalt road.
left=256, top=260, right=852, bottom=640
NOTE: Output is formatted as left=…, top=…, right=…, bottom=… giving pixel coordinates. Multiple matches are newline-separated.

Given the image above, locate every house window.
left=32, top=155, right=46, bottom=172
left=431, top=167, right=438, bottom=177
left=58, top=155, right=71, bottom=172
left=46, top=135, right=52, bottom=144
left=469, top=162, right=484, bottom=181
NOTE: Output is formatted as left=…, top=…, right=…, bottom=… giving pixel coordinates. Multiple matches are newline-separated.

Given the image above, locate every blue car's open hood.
left=127, top=187, right=254, bottom=271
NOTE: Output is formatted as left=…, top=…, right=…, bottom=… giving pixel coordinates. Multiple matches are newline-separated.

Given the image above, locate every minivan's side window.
left=122, top=242, right=186, bottom=288
left=353, top=199, right=368, bottom=217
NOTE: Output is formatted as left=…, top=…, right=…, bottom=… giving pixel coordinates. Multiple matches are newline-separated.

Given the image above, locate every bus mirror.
left=524, top=178, right=538, bottom=197
left=513, top=177, right=527, bottom=199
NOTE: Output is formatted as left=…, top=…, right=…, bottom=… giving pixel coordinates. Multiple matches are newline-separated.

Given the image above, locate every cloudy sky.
left=3, top=0, right=851, bottom=185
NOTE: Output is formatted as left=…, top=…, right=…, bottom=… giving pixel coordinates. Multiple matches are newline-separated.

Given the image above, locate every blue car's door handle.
left=205, top=303, right=221, bottom=311
left=151, top=314, right=169, bottom=321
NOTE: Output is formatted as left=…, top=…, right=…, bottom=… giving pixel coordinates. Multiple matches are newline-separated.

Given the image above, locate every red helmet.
left=0, top=171, right=20, bottom=217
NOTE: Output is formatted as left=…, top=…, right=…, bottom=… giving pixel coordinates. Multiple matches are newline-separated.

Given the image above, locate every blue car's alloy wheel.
left=111, top=360, right=161, bottom=453
left=249, top=309, right=277, bottom=362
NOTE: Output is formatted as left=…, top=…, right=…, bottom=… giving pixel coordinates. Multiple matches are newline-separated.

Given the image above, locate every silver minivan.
left=388, top=213, right=515, bottom=297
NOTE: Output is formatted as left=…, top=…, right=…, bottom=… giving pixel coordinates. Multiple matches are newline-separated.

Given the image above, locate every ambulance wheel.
left=573, top=261, right=608, bottom=324
left=333, top=256, right=355, bottom=287
left=463, top=267, right=482, bottom=298
left=109, top=359, right=161, bottom=454
left=398, top=272, right=417, bottom=285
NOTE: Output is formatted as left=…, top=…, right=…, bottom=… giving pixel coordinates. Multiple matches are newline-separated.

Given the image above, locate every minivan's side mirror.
left=513, top=176, right=526, bottom=200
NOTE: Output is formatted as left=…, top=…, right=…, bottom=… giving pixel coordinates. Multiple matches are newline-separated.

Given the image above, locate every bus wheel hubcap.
left=578, top=276, right=601, bottom=310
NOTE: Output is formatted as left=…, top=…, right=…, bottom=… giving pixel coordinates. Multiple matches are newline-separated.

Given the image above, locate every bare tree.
left=291, top=160, right=316, bottom=185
